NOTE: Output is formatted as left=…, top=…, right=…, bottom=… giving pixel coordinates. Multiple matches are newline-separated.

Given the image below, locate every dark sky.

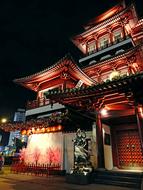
left=0, top=0, right=142, bottom=120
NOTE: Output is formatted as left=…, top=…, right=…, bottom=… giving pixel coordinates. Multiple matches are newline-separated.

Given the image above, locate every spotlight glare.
left=100, top=108, right=107, bottom=116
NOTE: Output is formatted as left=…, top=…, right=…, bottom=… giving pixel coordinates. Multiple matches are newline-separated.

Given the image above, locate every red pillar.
left=63, top=80, right=67, bottom=90
left=109, top=32, right=113, bottom=45
left=95, top=37, right=98, bottom=52
left=121, top=25, right=126, bottom=39
left=96, top=110, right=105, bottom=168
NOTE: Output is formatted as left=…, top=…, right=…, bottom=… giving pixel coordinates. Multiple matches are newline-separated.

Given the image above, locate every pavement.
left=0, top=167, right=140, bottom=190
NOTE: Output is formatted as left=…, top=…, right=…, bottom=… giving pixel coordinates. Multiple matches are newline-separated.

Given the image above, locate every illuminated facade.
left=13, top=1, right=143, bottom=174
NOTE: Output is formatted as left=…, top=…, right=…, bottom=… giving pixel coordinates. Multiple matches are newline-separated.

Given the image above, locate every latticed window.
left=99, top=35, right=109, bottom=49
left=87, top=41, right=96, bottom=55
left=113, top=29, right=122, bottom=42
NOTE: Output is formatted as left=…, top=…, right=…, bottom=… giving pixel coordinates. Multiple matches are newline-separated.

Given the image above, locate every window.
left=113, top=30, right=122, bottom=42
left=99, top=35, right=109, bottom=49
left=87, top=41, right=96, bottom=55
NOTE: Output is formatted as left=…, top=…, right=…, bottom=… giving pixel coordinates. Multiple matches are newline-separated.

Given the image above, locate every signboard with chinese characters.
left=75, top=80, right=83, bottom=88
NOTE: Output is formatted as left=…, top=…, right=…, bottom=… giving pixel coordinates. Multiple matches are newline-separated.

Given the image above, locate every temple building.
left=14, top=1, right=143, bottom=171
left=1, top=1, right=143, bottom=185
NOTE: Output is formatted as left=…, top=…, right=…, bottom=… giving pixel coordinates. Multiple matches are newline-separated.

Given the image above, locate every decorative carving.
left=121, top=11, right=133, bottom=25
left=127, top=54, right=137, bottom=64
left=128, top=63, right=140, bottom=75
left=32, top=82, right=40, bottom=91
left=110, top=63, right=118, bottom=70
left=60, top=72, right=70, bottom=80
left=106, top=26, right=112, bottom=33
left=126, top=54, right=140, bottom=74
left=60, top=65, right=70, bottom=80
left=95, top=69, right=102, bottom=83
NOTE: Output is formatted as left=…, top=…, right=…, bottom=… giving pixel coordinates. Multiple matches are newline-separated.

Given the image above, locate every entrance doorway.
left=116, top=129, right=143, bottom=169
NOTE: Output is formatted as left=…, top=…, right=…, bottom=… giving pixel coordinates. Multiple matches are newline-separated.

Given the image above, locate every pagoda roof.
left=134, top=19, right=143, bottom=29
left=45, top=72, right=143, bottom=107
left=132, top=18, right=143, bottom=39
left=83, top=44, right=142, bottom=72
left=14, top=54, right=96, bottom=91
left=72, top=4, right=136, bottom=54
left=83, top=2, right=125, bottom=30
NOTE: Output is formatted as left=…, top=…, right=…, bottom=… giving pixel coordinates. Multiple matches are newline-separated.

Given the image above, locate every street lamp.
left=1, top=118, right=7, bottom=123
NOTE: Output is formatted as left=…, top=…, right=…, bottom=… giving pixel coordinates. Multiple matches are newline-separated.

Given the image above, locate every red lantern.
left=36, top=128, right=40, bottom=134
left=32, top=127, right=35, bottom=134
left=45, top=128, right=48, bottom=132
left=57, top=125, right=62, bottom=130
left=21, top=129, right=26, bottom=135
left=52, top=127, right=55, bottom=132
left=41, top=127, right=45, bottom=133
left=27, top=129, right=31, bottom=136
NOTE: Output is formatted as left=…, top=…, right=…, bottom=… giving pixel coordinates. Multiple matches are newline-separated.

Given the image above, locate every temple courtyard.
left=0, top=173, right=140, bottom=190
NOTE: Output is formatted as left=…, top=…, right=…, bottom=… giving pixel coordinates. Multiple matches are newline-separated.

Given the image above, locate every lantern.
left=27, top=129, right=31, bottom=136
left=46, top=128, right=50, bottom=133
left=57, top=125, right=62, bottom=130
left=31, top=127, right=35, bottom=134
left=52, top=127, right=55, bottom=132
left=36, top=128, right=40, bottom=134
left=41, top=127, right=45, bottom=133
left=21, top=129, right=27, bottom=135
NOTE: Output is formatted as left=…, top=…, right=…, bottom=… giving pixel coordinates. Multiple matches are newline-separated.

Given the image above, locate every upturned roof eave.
left=45, top=72, right=143, bottom=101
left=13, top=54, right=96, bottom=91
left=72, top=4, right=136, bottom=47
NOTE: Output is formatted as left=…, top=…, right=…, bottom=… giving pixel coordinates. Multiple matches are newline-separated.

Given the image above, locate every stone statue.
left=71, top=129, right=93, bottom=175
left=73, top=129, right=88, bottom=165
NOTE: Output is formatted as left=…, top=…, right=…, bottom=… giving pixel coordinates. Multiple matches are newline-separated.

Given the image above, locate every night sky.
left=0, top=0, right=142, bottom=120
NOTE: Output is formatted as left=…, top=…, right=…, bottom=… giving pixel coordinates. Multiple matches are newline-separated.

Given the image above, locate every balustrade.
left=87, top=35, right=130, bottom=56
left=26, top=98, right=54, bottom=110
left=11, top=162, right=61, bottom=176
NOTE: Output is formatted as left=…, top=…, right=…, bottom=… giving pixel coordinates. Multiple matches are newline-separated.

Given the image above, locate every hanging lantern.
left=46, top=128, right=50, bottom=133
left=52, top=127, right=55, bottom=132
left=27, top=129, right=31, bottom=136
left=31, top=127, right=35, bottom=134
left=41, top=127, right=45, bottom=133
left=21, top=129, right=27, bottom=135
left=57, top=125, right=62, bottom=130
left=36, top=128, right=40, bottom=134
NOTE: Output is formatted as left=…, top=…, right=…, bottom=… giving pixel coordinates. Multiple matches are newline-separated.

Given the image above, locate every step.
left=92, top=170, right=143, bottom=188
left=93, top=174, right=141, bottom=183
left=94, top=170, right=143, bottom=178
left=93, top=172, right=143, bottom=180
left=94, top=178, right=141, bottom=188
